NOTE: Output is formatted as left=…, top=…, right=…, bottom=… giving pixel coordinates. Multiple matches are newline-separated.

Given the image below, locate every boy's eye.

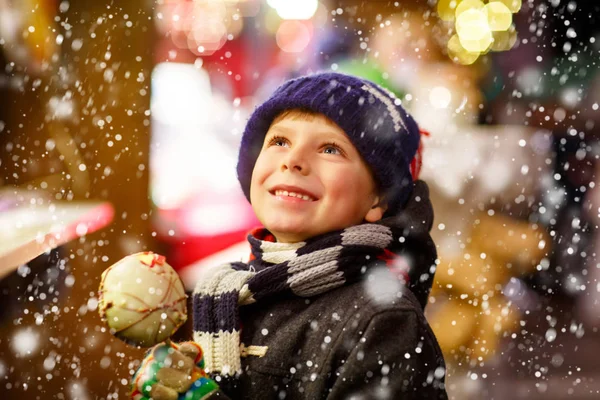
left=267, top=135, right=289, bottom=147
left=323, top=142, right=344, bottom=156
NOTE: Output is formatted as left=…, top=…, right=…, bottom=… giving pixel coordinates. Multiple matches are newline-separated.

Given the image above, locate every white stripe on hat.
left=360, top=83, right=408, bottom=133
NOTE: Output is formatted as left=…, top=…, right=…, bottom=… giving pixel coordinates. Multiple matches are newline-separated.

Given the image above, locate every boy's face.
left=250, top=113, right=387, bottom=243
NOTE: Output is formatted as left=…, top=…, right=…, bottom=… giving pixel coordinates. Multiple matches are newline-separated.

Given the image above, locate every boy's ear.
left=365, top=195, right=387, bottom=223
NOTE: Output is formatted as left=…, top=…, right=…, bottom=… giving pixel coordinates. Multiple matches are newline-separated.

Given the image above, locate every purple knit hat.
left=236, top=72, right=421, bottom=216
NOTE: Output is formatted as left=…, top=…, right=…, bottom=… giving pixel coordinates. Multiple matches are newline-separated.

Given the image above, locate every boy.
left=132, top=72, right=448, bottom=399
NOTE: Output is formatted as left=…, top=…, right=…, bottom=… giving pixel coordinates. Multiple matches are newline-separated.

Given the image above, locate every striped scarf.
left=192, top=181, right=436, bottom=377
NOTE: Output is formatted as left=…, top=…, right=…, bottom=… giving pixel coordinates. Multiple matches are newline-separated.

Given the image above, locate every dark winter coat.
left=223, top=279, right=447, bottom=399
left=186, top=276, right=446, bottom=399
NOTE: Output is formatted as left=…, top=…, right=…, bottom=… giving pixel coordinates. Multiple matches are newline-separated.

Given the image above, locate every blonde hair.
left=271, top=108, right=340, bottom=128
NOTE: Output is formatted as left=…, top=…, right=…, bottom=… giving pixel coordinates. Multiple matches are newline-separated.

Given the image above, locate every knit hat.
left=237, top=72, right=423, bottom=216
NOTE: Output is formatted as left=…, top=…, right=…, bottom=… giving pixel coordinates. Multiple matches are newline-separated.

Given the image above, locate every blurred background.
left=1, top=0, right=600, bottom=398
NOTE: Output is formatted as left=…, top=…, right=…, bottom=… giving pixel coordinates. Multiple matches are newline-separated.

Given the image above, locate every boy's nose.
left=281, top=148, right=310, bottom=175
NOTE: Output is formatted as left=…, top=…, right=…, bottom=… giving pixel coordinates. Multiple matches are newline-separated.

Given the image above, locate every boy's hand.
left=131, top=341, right=219, bottom=400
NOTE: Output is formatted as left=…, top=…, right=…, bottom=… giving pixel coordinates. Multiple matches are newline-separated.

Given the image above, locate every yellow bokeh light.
left=491, top=26, right=517, bottom=51
left=264, top=6, right=282, bottom=35
left=455, top=0, right=485, bottom=18
left=485, top=2, right=512, bottom=31
left=443, top=0, right=521, bottom=63
left=438, top=0, right=462, bottom=21
left=489, top=0, right=522, bottom=14
left=460, top=32, right=493, bottom=53
left=456, top=8, right=487, bottom=36
left=456, top=9, right=493, bottom=53
left=447, top=34, right=481, bottom=65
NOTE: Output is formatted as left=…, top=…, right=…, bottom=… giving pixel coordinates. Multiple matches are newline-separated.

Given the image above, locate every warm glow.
left=151, top=63, right=212, bottom=126
left=490, top=0, right=522, bottom=13
left=442, top=0, right=522, bottom=64
left=276, top=20, right=312, bottom=52
left=491, top=27, right=517, bottom=51
left=447, top=34, right=480, bottom=65
left=437, top=0, right=460, bottom=21
left=455, top=0, right=485, bottom=18
left=187, top=17, right=228, bottom=54
left=267, top=0, right=318, bottom=20
left=430, top=86, right=453, bottom=109
left=155, top=0, right=244, bottom=56
left=456, top=8, right=493, bottom=53
left=485, top=1, right=513, bottom=31
left=264, top=5, right=282, bottom=34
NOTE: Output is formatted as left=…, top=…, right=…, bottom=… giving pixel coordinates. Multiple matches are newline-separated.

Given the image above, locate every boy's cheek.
left=321, top=170, right=359, bottom=192
left=250, top=160, right=268, bottom=185
left=250, top=174, right=271, bottom=206
left=250, top=171, right=268, bottom=192
left=252, top=155, right=274, bottom=177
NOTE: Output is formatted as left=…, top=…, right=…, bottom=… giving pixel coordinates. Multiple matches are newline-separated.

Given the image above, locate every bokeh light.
left=491, top=0, right=522, bottom=13
left=456, top=8, right=493, bottom=53
left=485, top=1, right=512, bottom=31
left=12, top=328, right=40, bottom=357
left=441, top=0, right=522, bottom=64
left=491, top=26, right=517, bottom=51
left=276, top=20, right=312, bottom=53
left=155, top=0, right=244, bottom=56
left=456, top=0, right=485, bottom=18
left=437, top=0, right=459, bottom=22
left=267, top=0, right=319, bottom=21
left=430, top=86, right=453, bottom=109
left=447, top=34, right=481, bottom=65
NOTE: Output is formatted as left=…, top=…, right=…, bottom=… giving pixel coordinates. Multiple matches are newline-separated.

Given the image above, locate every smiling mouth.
left=271, top=190, right=316, bottom=202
